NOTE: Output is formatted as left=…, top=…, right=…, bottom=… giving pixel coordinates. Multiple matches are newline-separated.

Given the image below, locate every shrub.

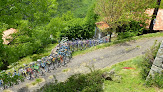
left=37, top=70, right=104, bottom=92
left=138, top=40, right=160, bottom=79
left=30, top=53, right=49, bottom=61
left=117, top=21, right=144, bottom=39
left=146, top=73, right=163, bottom=88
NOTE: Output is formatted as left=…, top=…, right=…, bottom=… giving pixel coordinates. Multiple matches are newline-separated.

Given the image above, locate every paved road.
left=8, top=37, right=163, bottom=92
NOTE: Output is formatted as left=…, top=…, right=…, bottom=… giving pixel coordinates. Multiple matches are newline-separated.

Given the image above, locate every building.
left=145, top=9, right=163, bottom=31
left=94, top=21, right=110, bottom=39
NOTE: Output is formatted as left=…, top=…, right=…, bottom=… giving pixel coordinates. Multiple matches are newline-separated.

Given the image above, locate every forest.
left=0, top=0, right=160, bottom=70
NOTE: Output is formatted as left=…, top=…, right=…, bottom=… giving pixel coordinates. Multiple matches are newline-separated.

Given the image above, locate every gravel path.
left=7, top=37, right=163, bottom=92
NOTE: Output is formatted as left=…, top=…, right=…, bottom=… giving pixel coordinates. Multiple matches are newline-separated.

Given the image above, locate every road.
left=8, top=37, right=163, bottom=92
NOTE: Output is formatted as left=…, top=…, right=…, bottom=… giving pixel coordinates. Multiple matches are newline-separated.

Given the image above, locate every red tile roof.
left=95, top=21, right=109, bottom=30
left=2, top=28, right=17, bottom=44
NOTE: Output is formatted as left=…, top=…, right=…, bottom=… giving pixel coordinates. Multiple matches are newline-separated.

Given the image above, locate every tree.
left=0, top=0, right=57, bottom=29
left=95, top=0, right=157, bottom=41
left=95, top=0, right=126, bottom=42
left=0, top=0, right=58, bottom=70
left=149, top=0, right=162, bottom=32
left=0, top=31, right=4, bottom=69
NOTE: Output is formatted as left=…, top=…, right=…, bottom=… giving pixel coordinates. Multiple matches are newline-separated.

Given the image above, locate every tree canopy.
left=0, top=0, right=97, bottom=70
left=95, top=0, right=157, bottom=41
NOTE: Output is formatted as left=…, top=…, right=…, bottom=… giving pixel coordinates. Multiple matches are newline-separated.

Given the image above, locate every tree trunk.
left=0, top=60, right=9, bottom=70
left=149, top=0, right=161, bottom=32
left=109, top=32, right=112, bottom=42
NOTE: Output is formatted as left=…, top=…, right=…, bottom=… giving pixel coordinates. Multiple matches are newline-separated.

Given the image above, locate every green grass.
left=37, top=56, right=163, bottom=92
left=73, top=32, right=163, bottom=57
left=62, top=68, right=70, bottom=72
left=102, top=56, right=163, bottom=92
left=3, top=90, right=13, bottom=92
left=26, top=78, right=44, bottom=88
left=33, top=78, right=43, bottom=85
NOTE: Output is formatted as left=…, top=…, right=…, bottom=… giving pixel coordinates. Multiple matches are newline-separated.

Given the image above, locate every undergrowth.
left=138, top=40, right=161, bottom=79
left=37, top=70, right=104, bottom=92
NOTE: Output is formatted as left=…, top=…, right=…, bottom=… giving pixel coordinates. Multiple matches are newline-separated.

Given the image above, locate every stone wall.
left=147, top=40, right=163, bottom=79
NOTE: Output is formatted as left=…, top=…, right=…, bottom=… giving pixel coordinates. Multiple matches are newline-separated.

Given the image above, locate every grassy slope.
left=6, top=43, right=57, bottom=73
left=102, top=56, right=163, bottom=92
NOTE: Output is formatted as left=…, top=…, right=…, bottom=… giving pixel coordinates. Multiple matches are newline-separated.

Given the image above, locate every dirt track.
left=8, top=37, right=163, bottom=92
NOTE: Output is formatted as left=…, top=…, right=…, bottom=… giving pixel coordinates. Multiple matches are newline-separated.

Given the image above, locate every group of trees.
left=0, top=0, right=161, bottom=70
left=0, top=0, right=96, bottom=70
left=95, top=0, right=159, bottom=41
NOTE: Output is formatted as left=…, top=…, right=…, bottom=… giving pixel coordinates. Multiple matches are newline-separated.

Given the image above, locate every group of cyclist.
left=0, top=37, right=72, bottom=90
left=0, top=36, right=110, bottom=90
left=68, top=36, right=110, bottom=52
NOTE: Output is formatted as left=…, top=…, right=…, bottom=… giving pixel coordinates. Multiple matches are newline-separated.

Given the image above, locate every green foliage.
left=0, top=0, right=96, bottom=70
left=146, top=73, right=163, bottom=88
left=138, top=40, right=160, bottom=79
left=59, top=4, right=97, bottom=39
left=30, top=53, right=49, bottom=61
left=152, top=73, right=163, bottom=88
left=95, top=0, right=157, bottom=41
left=117, top=21, right=144, bottom=39
left=160, top=1, right=163, bottom=9
left=37, top=70, right=104, bottom=92
left=103, top=56, right=157, bottom=92
left=56, top=0, right=95, bottom=18
left=0, top=31, right=4, bottom=69
left=0, top=0, right=57, bottom=28
left=0, top=71, right=24, bottom=86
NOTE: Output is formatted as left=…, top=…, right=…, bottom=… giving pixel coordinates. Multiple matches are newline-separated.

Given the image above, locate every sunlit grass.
left=102, top=56, right=162, bottom=92
left=3, top=90, right=13, bottom=92
left=62, top=68, right=70, bottom=72
left=26, top=78, right=45, bottom=88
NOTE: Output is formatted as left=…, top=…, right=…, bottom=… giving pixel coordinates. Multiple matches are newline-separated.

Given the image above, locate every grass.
left=62, top=68, right=70, bottom=72
left=37, top=56, right=163, bottom=92
left=6, top=43, right=57, bottom=74
left=3, top=90, right=13, bottom=92
left=26, top=78, right=45, bottom=88
left=102, top=56, right=163, bottom=92
left=72, top=32, right=163, bottom=57
left=48, top=75, right=54, bottom=79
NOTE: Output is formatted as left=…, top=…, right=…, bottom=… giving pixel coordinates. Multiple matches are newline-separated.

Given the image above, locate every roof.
left=145, top=9, right=163, bottom=30
left=95, top=21, right=110, bottom=30
left=2, top=28, right=17, bottom=44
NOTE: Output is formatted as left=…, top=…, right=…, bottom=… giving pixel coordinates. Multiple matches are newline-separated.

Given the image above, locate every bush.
left=30, top=53, right=49, bottom=61
left=146, top=73, right=163, bottom=88
left=37, top=70, right=104, bottom=92
left=138, top=40, right=160, bottom=79
left=117, top=21, right=144, bottom=39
